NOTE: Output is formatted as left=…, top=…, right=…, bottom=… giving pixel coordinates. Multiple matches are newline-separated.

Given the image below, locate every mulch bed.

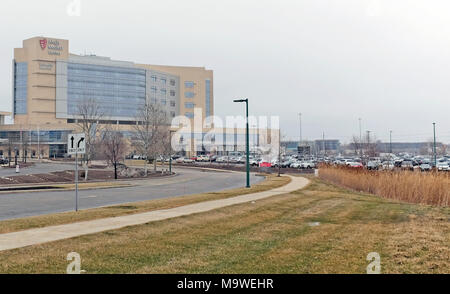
left=0, top=168, right=171, bottom=186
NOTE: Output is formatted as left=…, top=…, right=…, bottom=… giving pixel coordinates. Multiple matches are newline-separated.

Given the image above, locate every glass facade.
left=0, top=130, right=70, bottom=143
left=67, top=63, right=146, bottom=118
left=14, top=62, right=28, bottom=115
left=205, top=79, right=211, bottom=117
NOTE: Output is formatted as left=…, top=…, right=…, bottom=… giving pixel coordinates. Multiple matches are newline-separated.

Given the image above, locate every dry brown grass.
left=319, top=166, right=449, bottom=206
left=0, top=174, right=290, bottom=234
left=0, top=177, right=448, bottom=274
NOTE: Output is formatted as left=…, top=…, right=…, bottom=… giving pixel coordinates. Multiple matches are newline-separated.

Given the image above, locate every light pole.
left=433, top=123, right=437, bottom=168
left=359, top=118, right=362, bottom=157
left=389, top=130, right=393, bottom=154
left=234, top=98, right=250, bottom=188
left=298, top=113, right=302, bottom=158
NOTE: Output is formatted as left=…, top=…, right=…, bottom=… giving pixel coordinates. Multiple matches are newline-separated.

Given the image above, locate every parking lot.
left=164, top=153, right=450, bottom=173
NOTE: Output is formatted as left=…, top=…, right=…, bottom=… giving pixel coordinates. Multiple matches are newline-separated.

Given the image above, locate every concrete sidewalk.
left=0, top=175, right=309, bottom=252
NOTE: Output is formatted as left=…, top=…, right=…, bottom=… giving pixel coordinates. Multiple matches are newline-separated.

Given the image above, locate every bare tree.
left=351, top=135, right=361, bottom=156
left=7, top=133, right=14, bottom=167
left=159, top=128, right=173, bottom=173
left=438, top=144, right=447, bottom=156
left=133, top=103, right=169, bottom=175
left=76, top=98, right=104, bottom=181
left=102, top=125, right=127, bottom=180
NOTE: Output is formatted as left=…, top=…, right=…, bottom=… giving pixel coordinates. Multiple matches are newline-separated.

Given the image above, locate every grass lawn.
left=0, top=177, right=448, bottom=274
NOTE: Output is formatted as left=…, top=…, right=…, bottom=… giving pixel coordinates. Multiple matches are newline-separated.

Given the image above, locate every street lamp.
left=233, top=98, right=250, bottom=188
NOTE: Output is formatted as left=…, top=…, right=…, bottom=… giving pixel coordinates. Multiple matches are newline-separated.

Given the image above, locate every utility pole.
left=389, top=130, right=393, bottom=154
left=366, top=130, right=371, bottom=160
left=233, top=98, right=250, bottom=188
left=322, top=131, right=325, bottom=159
left=433, top=123, right=437, bottom=168
left=298, top=113, right=302, bottom=158
left=298, top=113, right=302, bottom=144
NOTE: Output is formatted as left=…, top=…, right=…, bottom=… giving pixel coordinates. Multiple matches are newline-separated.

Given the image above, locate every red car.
left=259, top=162, right=272, bottom=168
left=349, top=162, right=363, bottom=168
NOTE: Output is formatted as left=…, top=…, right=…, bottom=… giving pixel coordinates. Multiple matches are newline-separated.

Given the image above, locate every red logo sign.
left=39, top=39, right=47, bottom=50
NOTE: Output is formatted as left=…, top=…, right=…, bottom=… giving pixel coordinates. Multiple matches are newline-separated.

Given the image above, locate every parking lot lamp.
left=233, top=99, right=250, bottom=188
left=433, top=123, right=437, bottom=168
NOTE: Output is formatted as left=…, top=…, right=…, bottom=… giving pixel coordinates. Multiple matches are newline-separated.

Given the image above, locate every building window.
left=160, top=99, right=167, bottom=105
left=160, top=78, right=166, bottom=85
left=151, top=75, right=157, bottom=82
left=170, top=79, right=176, bottom=86
left=160, top=89, right=167, bottom=97
left=170, top=111, right=176, bottom=118
left=170, top=101, right=176, bottom=107
left=185, top=112, right=194, bottom=118
left=14, top=62, right=28, bottom=115
left=184, top=81, right=194, bottom=88
left=170, top=90, right=176, bottom=97
left=67, top=62, right=146, bottom=118
left=184, top=92, right=195, bottom=98
left=185, top=102, right=195, bottom=109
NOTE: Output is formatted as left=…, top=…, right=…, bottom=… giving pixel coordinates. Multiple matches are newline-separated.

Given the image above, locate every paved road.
left=0, top=167, right=263, bottom=221
left=0, top=176, right=308, bottom=252
left=0, top=162, right=75, bottom=177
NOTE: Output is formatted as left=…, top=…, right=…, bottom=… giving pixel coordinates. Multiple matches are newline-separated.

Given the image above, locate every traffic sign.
left=68, top=133, right=86, bottom=155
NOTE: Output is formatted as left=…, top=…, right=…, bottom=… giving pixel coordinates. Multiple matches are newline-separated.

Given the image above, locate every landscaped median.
left=0, top=174, right=290, bottom=234
left=0, top=182, right=131, bottom=194
left=0, top=177, right=448, bottom=274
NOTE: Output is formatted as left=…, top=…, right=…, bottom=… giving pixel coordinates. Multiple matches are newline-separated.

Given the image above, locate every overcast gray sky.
left=1, top=0, right=449, bottom=143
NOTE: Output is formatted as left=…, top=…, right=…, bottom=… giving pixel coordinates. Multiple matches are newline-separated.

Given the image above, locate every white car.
left=301, top=161, right=316, bottom=169
left=182, top=158, right=195, bottom=163
left=290, top=161, right=301, bottom=169
left=197, top=155, right=210, bottom=162
left=437, top=162, right=449, bottom=171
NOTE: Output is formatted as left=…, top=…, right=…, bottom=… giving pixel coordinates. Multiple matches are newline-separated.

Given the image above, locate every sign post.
left=68, top=133, right=86, bottom=212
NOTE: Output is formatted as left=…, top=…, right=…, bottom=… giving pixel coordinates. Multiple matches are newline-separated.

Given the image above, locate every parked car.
left=367, top=161, right=379, bottom=170
left=0, top=158, right=9, bottom=165
left=197, top=155, right=210, bottom=162
left=437, top=162, right=450, bottom=171
left=348, top=162, right=363, bottom=168
left=381, top=162, right=395, bottom=170
left=249, top=158, right=261, bottom=166
left=300, top=161, right=316, bottom=169
left=259, top=161, right=272, bottom=168
left=175, top=157, right=185, bottom=163
left=219, top=156, right=231, bottom=163
left=401, top=160, right=414, bottom=171
left=183, top=158, right=195, bottom=163
left=290, top=161, right=301, bottom=169
left=419, top=163, right=432, bottom=172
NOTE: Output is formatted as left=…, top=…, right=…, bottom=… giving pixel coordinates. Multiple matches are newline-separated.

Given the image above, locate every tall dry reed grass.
left=319, top=166, right=449, bottom=206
